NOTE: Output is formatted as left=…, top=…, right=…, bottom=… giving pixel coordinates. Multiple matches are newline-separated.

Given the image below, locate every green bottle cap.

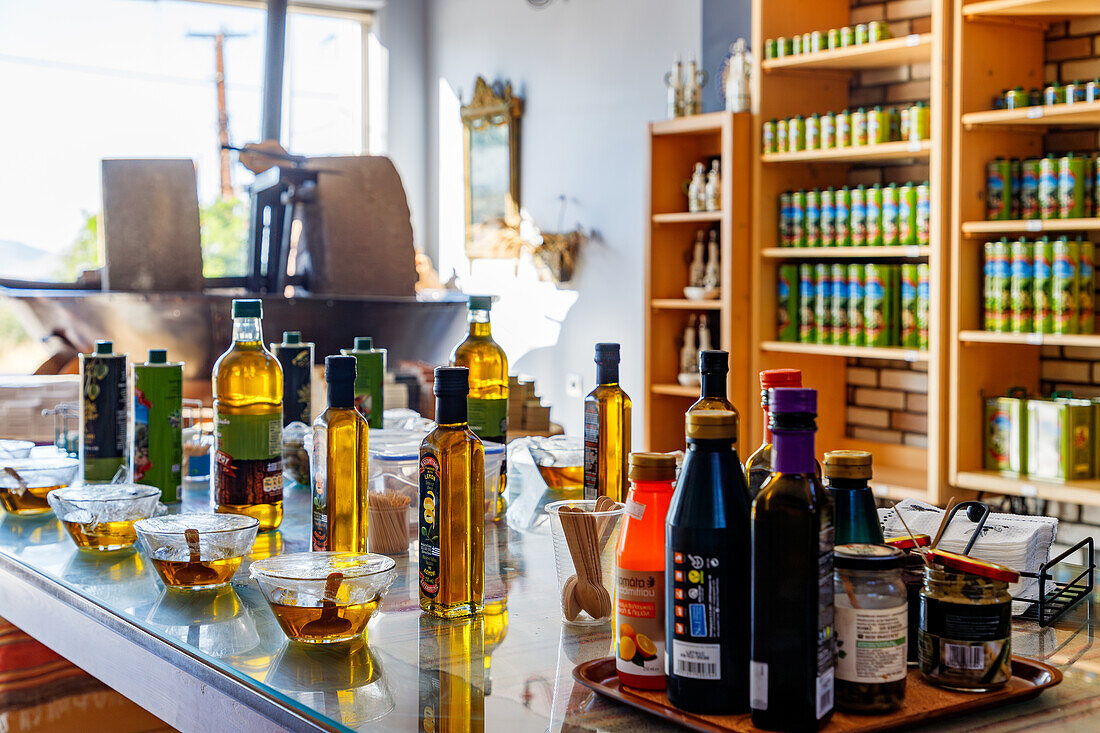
left=147, top=349, right=167, bottom=364
left=232, top=299, right=262, bottom=318
left=94, top=340, right=113, bottom=355
left=283, top=331, right=301, bottom=345
left=353, top=336, right=373, bottom=350
left=467, top=295, right=493, bottom=311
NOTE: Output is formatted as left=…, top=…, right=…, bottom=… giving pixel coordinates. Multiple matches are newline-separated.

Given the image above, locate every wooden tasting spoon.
left=560, top=507, right=604, bottom=619
left=300, top=572, right=352, bottom=638
left=174, top=529, right=219, bottom=585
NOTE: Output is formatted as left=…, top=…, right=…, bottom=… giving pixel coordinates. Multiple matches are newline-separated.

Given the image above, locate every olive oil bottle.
left=418, top=614, right=486, bottom=732
left=451, top=296, right=508, bottom=518
left=751, top=387, right=835, bottom=731
left=745, top=368, right=803, bottom=499
left=583, top=343, right=631, bottom=503
left=665, top=411, right=752, bottom=713
left=213, top=299, right=284, bottom=530
left=420, top=366, right=485, bottom=618
left=312, top=355, right=369, bottom=552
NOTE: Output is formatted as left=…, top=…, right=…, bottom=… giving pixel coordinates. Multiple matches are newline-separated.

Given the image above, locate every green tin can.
left=1053, top=237, right=1079, bottom=334
left=889, top=106, right=902, bottom=141
left=867, top=106, right=888, bottom=144
left=789, top=115, right=805, bottom=152
left=986, top=157, right=1012, bottom=221
left=342, top=336, right=386, bottom=428
left=810, top=30, right=824, bottom=54
left=1085, top=155, right=1096, bottom=215
left=850, top=185, right=867, bottom=246
left=1011, top=159, right=1022, bottom=219
left=1080, top=240, right=1095, bottom=334
left=1043, top=84, right=1066, bottom=106
left=765, top=38, right=778, bottom=59
left=849, top=264, right=866, bottom=346
left=132, top=349, right=183, bottom=502
left=901, top=264, right=920, bottom=348
left=866, top=184, right=884, bottom=246
left=776, top=36, right=791, bottom=58
left=899, top=107, right=910, bottom=142
left=835, top=186, right=852, bottom=246
left=79, top=340, right=128, bottom=482
left=908, top=101, right=930, bottom=142
left=806, top=114, right=820, bottom=150
left=916, top=181, right=931, bottom=246
left=1058, top=153, right=1087, bottom=219
left=882, top=183, right=900, bottom=246
left=868, top=20, right=889, bottom=42
left=1021, top=157, right=1042, bottom=220
left=821, top=188, right=836, bottom=246
left=854, top=23, right=869, bottom=45
left=777, top=264, right=799, bottom=342
left=917, top=263, right=930, bottom=349
left=815, top=263, right=832, bottom=344
left=899, top=182, right=918, bottom=245
left=799, top=264, right=817, bottom=343
left=840, top=25, right=853, bottom=47
left=989, top=239, right=1011, bottom=332
left=1039, top=155, right=1059, bottom=219
left=1010, top=240, right=1034, bottom=333
left=1034, top=238, right=1055, bottom=334
left=831, top=264, right=849, bottom=345
left=1088, top=79, right=1100, bottom=103
left=852, top=107, right=868, bottom=146
left=984, top=241, right=996, bottom=329
left=762, top=120, right=777, bottom=154
left=792, top=189, right=807, bottom=246
left=273, top=331, right=314, bottom=427
left=821, top=112, right=836, bottom=149
left=837, top=109, right=851, bottom=147
left=779, top=191, right=793, bottom=246
left=828, top=28, right=840, bottom=50
left=984, top=389, right=1028, bottom=475
left=1028, top=397, right=1094, bottom=481
left=806, top=188, right=821, bottom=246
left=776, top=118, right=788, bottom=153
left=865, top=264, right=892, bottom=347
left=1005, top=87, right=1030, bottom=110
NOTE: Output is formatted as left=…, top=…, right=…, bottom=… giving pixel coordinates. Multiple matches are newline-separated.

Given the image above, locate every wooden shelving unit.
left=751, top=0, right=950, bottom=504
left=949, top=0, right=1100, bottom=507
left=643, top=111, right=752, bottom=451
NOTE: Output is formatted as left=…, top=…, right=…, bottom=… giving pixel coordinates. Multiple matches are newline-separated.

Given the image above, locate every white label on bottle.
left=750, top=660, right=768, bottom=710
left=836, top=605, right=908, bottom=684
left=816, top=667, right=835, bottom=720
left=625, top=498, right=645, bottom=521
left=671, top=639, right=721, bottom=680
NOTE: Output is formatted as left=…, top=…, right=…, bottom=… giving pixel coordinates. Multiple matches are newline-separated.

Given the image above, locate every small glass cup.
left=48, top=483, right=162, bottom=552
left=0, top=456, right=79, bottom=516
left=528, top=437, right=584, bottom=497
left=251, top=552, right=397, bottom=644
left=135, top=513, right=259, bottom=591
left=545, top=499, right=624, bottom=626
left=0, top=440, right=34, bottom=461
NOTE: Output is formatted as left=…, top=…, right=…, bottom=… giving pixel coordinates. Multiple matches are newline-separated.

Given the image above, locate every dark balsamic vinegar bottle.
left=750, top=388, right=835, bottom=732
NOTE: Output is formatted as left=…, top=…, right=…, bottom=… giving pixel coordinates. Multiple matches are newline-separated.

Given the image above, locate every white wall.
left=423, top=0, right=703, bottom=439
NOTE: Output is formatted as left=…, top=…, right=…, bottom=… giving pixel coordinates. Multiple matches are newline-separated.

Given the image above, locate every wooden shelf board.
left=961, top=217, right=1100, bottom=235
left=956, top=470, right=1100, bottom=506
left=963, top=0, right=1100, bottom=19
left=650, top=383, right=698, bottom=398
left=650, top=112, right=728, bottom=136
left=958, top=330, right=1100, bottom=347
left=762, top=140, right=931, bottom=164
left=760, top=341, right=929, bottom=362
left=650, top=298, right=722, bottom=310
left=763, top=246, right=930, bottom=259
left=762, top=34, right=932, bottom=72
left=652, top=211, right=723, bottom=224
left=962, top=101, right=1100, bottom=129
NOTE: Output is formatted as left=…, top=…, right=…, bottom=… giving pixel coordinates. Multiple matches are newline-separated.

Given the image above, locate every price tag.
left=906, top=34, right=920, bottom=47
left=1026, top=220, right=1043, bottom=232
left=904, top=350, right=920, bottom=362
left=1020, top=484, right=1038, bottom=498
left=1025, top=333, right=1043, bottom=345
left=1026, top=107, right=1044, bottom=119
left=908, top=140, right=923, bottom=153
left=905, top=246, right=921, bottom=258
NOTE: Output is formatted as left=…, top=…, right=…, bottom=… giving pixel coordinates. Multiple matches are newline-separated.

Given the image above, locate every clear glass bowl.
left=135, top=513, right=259, bottom=591
left=0, top=440, right=34, bottom=461
left=0, top=456, right=80, bottom=515
left=250, top=552, right=397, bottom=644
left=48, top=483, right=162, bottom=552
left=528, top=436, right=584, bottom=496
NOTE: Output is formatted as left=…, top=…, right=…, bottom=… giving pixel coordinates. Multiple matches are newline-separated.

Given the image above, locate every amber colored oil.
left=584, top=384, right=631, bottom=503
left=213, top=324, right=283, bottom=531
left=536, top=464, right=583, bottom=492
left=419, top=423, right=484, bottom=618
left=0, top=485, right=55, bottom=515
left=418, top=614, right=486, bottom=732
left=151, top=556, right=243, bottom=589
left=63, top=520, right=137, bottom=551
left=268, top=597, right=380, bottom=643
left=313, top=404, right=369, bottom=551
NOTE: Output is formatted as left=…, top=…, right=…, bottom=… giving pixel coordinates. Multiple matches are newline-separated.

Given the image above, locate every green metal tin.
left=867, top=106, right=888, bottom=144
left=852, top=107, right=868, bottom=146
left=810, top=30, right=824, bottom=54
left=908, top=101, right=930, bottom=142
left=776, top=118, right=788, bottom=153
left=79, top=342, right=128, bottom=482
left=1058, top=153, right=1087, bottom=219
left=917, top=263, right=930, bottom=349
left=835, top=186, right=852, bottom=246
left=882, top=183, right=900, bottom=246
left=866, top=184, right=884, bottom=246
left=132, top=351, right=183, bottom=502
left=989, top=239, right=1011, bottom=333
left=986, top=157, right=1012, bottom=221
left=762, top=120, right=777, bottom=154
left=1043, top=84, right=1066, bottom=106
left=1021, top=157, right=1041, bottom=220
left=868, top=20, right=889, bottom=42
left=1005, top=87, right=1030, bottom=110
left=1010, top=240, right=1034, bottom=333
left=776, top=36, right=792, bottom=58
left=899, top=182, right=918, bottom=245
left=840, top=25, right=853, bottom=48
left=779, top=191, right=793, bottom=246
left=799, top=264, right=817, bottom=343
left=1039, top=155, right=1059, bottom=220
left=777, top=264, right=799, bottom=342
left=792, top=189, right=807, bottom=246
left=854, top=23, right=868, bottom=45
left=788, top=115, right=805, bottom=152
left=984, top=241, right=996, bottom=330
left=850, top=184, right=867, bottom=246
left=765, top=38, right=778, bottom=59
left=341, top=336, right=386, bottom=429
left=984, top=388, right=1028, bottom=475
left=901, top=264, right=920, bottom=348
left=1034, top=238, right=1055, bottom=334
left=849, top=264, right=866, bottom=346
left=821, top=112, right=836, bottom=149
left=1080, top=240, right=1095, bottom=334
left=836, top=109, right=851, bottom=147
left=821, top=187, right=836, bottom=246
left=815, top=262, right=831, bottom=344
left=831, top=263, right=849, bottom=346
left=806, top=188, right=822, bottom=246
left=864, top=264, right=892, bottom=347
left=1053, top=238, right=1079, bottom=335
left=806, top=113, right=820, bottom=150
left=828, top=28, right=840, bottom=50
left=916, top=181, right=931, bottom=246
left=1028, top=397, right=1093, bottom=481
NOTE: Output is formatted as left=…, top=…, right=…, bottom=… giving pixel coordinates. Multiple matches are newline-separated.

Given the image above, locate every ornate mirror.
left=462, top=77, right=521, bottom=258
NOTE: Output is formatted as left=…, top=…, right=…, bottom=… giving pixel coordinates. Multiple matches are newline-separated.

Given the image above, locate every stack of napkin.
left=879, top=498, right=1059, bottom=602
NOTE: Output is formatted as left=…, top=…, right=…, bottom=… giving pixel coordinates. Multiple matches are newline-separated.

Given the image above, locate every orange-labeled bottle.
left=615, top=452, right=676, bottom=690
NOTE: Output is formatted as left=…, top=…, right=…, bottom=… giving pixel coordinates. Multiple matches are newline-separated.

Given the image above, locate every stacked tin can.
left=986, top=153, right=1098, bottom=221
left=983, top=235, right=1094, bottom=334
left=763, top=102, right=931, bottom=154
left=778, top=183, right=931, bottom=247
left=985, top=388, right=1100, bottom=482
left=992, top=80, right=1100, bottom=110
left=763, top=21, right=892, bottom=60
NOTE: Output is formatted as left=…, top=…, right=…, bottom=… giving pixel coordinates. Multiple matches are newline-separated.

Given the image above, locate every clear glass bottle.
left=213, top=299, right=284, bottom=530
left=745, top=368, right=802, bottom=498
left=451, top=296, right=509, bottom=519
left=418, top=614, right=486, bottom=730
left=419, top=366, right=485, bottom=618
left=311, top=355, right=369, bottom=552
left=583, top=343, right=631, bottom=503
left=824, top=450, right=884, bottom=545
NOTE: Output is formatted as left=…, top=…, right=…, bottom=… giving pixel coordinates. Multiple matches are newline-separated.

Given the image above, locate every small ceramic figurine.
left=688, top=162, right=706, bottom=213
left=704, top=160, right=721, bottom=211
left=703, top=230, right=720, bottom=290
left=680, top=316, right=698, bottom=377
left=689, top=231, right=706, bottom=288
left=682, top=55, right=708, bottom=117
left=698, top=314, right=712, bottom=353
left=722, top=38, right=752, bottom=113
left=664, top=54, right=684, bottom=119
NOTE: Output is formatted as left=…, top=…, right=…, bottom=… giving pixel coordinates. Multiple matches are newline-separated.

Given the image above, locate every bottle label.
left=311, top=428, right=328, bottom=550
left=750, top=660, right=768, bottom=710
left=816, top=668, right=835, bottom=720
left=669, top=546, right=723, bottom=680
left=276, top=346, right=312, bottom=425
left=467, top=397, right=507, bottom=440
left=213, top=410, right=282, bottom=506
left=82, top=354, right=127, bottom=462
left=583, top=400, right=600, bottom=501
left=836, top=605, right=907, bottom=683
left=625, top=498, right=645, bottom=521
left=816, top=510, right=836, bottom=719
left=616, top=569, right=665, bottom=679
left=418, top=452, right=442, bottom=599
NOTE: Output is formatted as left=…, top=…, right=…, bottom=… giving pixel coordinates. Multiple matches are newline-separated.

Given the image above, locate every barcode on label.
left=946, top=643, right=985, bottom=670
left=675, top=659, right=719, bottom=677
left=671, top=640, right=721, bottom=680
left=816, top=668, right=834, bottom=720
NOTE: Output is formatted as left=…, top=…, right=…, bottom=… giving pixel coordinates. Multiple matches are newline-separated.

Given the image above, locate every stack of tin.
left=985, top=389, right=1100, bottom=482
left=777, top=184, right=931, bottom=247
left=982, top=236, right=1095, bottom=335
left=985, top=153, right=1098, bottom=221
left=763, top=103, right=930, bottom=155
left=992, top=80, right=1100, bottom=110
left=763, top=21, right=892, bottom=59
left=776, top=262, right=929, bottom=350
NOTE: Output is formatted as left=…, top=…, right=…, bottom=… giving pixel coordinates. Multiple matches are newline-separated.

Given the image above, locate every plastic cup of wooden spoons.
left=250, top=552, right=396, bottom=644
left=545, top=498, right=625, bottom=626
left=135, top=513, right=258, bottom=591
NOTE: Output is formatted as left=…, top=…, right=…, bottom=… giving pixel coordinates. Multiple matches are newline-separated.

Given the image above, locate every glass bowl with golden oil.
left=250, top=552, right=396, bottom=645
left=0, top=456, right=79, bottom=516
left=48, top=483, right=162, bottom=552
left=135, top=513, right=259, bottom=591
left=527, top=436, right=584, bottom=497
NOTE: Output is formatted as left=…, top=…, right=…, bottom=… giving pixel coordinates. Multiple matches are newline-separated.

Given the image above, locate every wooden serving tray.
left=573, top=657, right=1062, bottom=733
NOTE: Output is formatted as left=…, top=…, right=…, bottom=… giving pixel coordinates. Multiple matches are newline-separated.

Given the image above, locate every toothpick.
left=931, top=496, right=958, bottom=550
left=895, top=507, right=931, bottom=566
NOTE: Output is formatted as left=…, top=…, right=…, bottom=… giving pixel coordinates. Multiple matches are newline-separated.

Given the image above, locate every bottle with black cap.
left=272, top=331, right=314, bottom=426
left=132, top=348, right=183, bottom=502
left=312, top=355, right=369, bottom=552
left=341, top=336, right=386, bottom=429
left=583, top=343, right=631, bottom=503
left=689, top=350, right=737, bottom=446
left=79, top=339, right=128, bottom=482
left=419, top=366, right=485, bottom=618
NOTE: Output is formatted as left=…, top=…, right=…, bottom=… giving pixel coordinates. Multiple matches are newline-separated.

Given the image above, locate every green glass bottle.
left=824, top=450, right=884, bottom=546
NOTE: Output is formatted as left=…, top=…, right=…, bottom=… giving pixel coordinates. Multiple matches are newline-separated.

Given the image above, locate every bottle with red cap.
left=745, top=369, right=804, bottom=498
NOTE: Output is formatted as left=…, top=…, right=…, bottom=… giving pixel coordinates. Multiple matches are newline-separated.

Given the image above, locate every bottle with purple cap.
left=750, top=387, right=835, bottom=731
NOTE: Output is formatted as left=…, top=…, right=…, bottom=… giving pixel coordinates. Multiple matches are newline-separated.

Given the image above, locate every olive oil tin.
left=882, top=183, right=900, bottom=246
left=272, top=332, right=314, bottom=426
left=989, top=239, right=1011, bottom=333
left=835, top=186, right=852, bottom=246
left=1058, top=154, right=1087, bottom=219
left=815, top=262, right=832, bottom=345
left=1021, top=158, right=1042, bottom=220
left=821, top=188, right=837, bottom=246
left=806, top=188, right=821, bottom=246
left=132, top=350, right=183, bottom=502
left=799, top=264, right=817, bottom=343
left=900, top=264, right=920, bottom=348
left=1053, top=238, right=1079, bottom=334
left=1039, top=155, right=1059, bottom=220
left=1010, top=240, right=1034, bottom=333
left=865, top=264, right=892, bottom=347
left=342, top=337, right=386, bottom=429
left=866, top=184, right=884, bottom=246
left=1080, top=240, right=1095, bottom=334
left=917, top=263, right=930, bottom=349
left=777, top=264, right=799, bottom=342
left=851, top=185, right=867, bottom=246
left=984, top=389, right=1027, bottom=475
left=80, top=341, right=128, bottom=482
left=831, top=264, right=849, bottom=346
left=899, top=183, right=917, bottom=245
left=849, top=265, right=866, bottom=346
left=1027, top=397, right=1094, bottom=480
left=986, top=158, right=1012, bottom=221
left=1033, top=238, right=1055, bottom=334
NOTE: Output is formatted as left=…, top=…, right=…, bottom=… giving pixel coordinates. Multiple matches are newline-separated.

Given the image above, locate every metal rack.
left=1015, top=536, right=1094, bottom=627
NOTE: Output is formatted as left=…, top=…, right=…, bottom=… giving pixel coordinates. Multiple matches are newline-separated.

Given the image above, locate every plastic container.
left=48, top=483, right=162, bottom=552
left=483, top=441, right=505, bottom=518
left=135, top=513, right=259, bottom=591
left=546, top=499, right=624, bottom=626
left=282, top=422, right=312, bottom=486
left=0, top=456, right=79, bottom=515
left=369, top=429, right=428, bottom=532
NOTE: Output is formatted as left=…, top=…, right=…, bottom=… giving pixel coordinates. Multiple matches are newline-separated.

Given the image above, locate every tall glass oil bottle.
left=583, top=343, right=631, bottom=503
left=213, top=299, right=284, bottom=530
left=751, top=387, right=835, bottom=731
left=312, top=355, right=369, bottom=552
left=665, top=410, right=752, bottom=713
left=451, top=296, right=509, bottom=519
left=745, top=368, right=803, bottom=499
left=419, top=366, right=485, bottom=618
left=418, top=614, right=486, bottom=733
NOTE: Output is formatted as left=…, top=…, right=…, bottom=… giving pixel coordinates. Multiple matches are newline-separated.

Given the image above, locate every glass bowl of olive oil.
left=135, top=513, right=259, bottom=591
left=0, top=456, right=79, bottom=516
left=250, top=552, right=396, bottom=644
left=48, top=483, right=162, bottom=552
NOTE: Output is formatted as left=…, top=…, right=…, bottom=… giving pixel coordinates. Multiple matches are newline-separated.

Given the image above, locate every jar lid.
left=685, top=410, right=737, bottom=440
left=629, top=452, right=677, bottom=482
left=759, top=368, right=801, bottom=390
left=834, top=543, right=904, bottom=570
left=930, top=549, right=1020, bottom=583
left=885, top=533, right=930, bottom=550
left=824, top=450, right=872, bottom=480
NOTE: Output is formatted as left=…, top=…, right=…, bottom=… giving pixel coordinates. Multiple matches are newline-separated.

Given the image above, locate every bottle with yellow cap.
left=616, top=452, right=677, bottom=690
left=824, top=450, right=883, bottom=545
left=665, top=410, right=751, bottom=713
left=689, top=350, right=739, bottom=450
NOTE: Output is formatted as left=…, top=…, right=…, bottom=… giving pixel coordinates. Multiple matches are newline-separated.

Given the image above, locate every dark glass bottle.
left=824, top=450, right=884, bottom=546
left=665, top=410, right=752, bottom=714
left=745, top=368, right=802, bottom=498
left=751, top=388, right=835, bottom=731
